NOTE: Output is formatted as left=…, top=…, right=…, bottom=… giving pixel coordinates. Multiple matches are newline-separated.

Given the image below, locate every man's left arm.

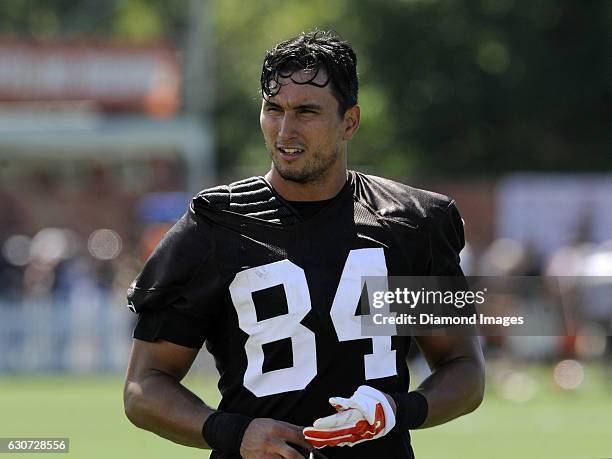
left=411, top=334, right=485, bottom=428
left=408, top=198, right=485, bottom=427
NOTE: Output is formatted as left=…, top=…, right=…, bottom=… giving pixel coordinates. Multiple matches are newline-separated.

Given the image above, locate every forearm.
left=124, top=370, right=213, bottom=448
left=414, top=355, right=485, bottom=428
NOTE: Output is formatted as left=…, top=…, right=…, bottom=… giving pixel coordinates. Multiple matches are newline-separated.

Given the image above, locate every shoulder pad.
left=193, top=177, right=296, bottom=223
left=352, top=171, right=454, bottom=228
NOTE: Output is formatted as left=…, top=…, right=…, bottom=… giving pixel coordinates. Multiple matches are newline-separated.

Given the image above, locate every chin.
left=277, top=168, right=311, bottom=184
left=271, top=154, right=328, bottom=184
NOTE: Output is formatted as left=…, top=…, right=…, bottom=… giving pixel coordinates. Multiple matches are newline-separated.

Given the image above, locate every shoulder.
left=193, top=176, right=267, bottom=211
left=351, top=171, right=457, bottom=228
left=191, top=176, right=294, bottom=223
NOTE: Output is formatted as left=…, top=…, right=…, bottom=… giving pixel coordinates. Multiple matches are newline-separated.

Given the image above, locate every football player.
left=124, top=31, right=485, bottom=459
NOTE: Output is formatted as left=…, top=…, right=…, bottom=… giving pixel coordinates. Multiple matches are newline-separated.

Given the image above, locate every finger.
left=305, top=419, right=380, bottom=440
left=311, top=409, right=364, bottom=429
left=310, top=421, right=381, bottom=440
left=306, top=434, right=359, bottom=447
left=306, top=433, right=361, bottom=449
left=306, top=429, right=379, bottom=449
left=277, top=426, right=311, bottom=450
left=333, top=400, right=382, bottom=426
left=328, top=396, right=351, bottom=410
left=306, top=426, right=381, bottom=445
left=276, top=420, right=308, bottom=434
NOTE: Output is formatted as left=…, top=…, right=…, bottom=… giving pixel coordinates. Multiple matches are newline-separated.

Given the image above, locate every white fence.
left=0, top=300, right=134, bottom=373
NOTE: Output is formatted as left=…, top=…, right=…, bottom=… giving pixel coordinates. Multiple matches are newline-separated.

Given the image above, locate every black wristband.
left=391, top=391, right=429, bottom=431
left=201, top=411, right=253, bottom=454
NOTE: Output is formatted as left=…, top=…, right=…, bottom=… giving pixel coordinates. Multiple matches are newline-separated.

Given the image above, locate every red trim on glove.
left=304, top=403, right=386, bottom=448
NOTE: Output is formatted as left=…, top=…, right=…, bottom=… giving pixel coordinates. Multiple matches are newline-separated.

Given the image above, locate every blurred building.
left=0, top=39, right=214, bottom=372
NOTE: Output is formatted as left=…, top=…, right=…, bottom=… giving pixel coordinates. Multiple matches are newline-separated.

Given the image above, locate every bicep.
left=126, top=338, right=200, bottom=382
left=414, top=335, right=483, bottom=370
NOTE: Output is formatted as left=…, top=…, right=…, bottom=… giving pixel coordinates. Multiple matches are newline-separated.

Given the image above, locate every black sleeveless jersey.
left=128, top=171, right=465, bottom=459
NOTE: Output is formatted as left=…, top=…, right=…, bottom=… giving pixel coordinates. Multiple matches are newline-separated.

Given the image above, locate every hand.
left=240, top=418, right=313, bottom=459
left=303, top=385, right=396, bottom=448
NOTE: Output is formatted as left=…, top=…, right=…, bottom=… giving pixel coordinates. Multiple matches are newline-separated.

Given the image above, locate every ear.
left=342, top=105, right=360, bottom=141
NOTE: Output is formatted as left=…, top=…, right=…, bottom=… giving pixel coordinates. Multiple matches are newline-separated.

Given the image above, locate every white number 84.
left=229, top=247, right=397, bottom=397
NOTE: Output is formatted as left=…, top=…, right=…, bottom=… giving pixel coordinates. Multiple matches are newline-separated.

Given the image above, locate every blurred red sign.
left=0, top=41, right=180, bottom=116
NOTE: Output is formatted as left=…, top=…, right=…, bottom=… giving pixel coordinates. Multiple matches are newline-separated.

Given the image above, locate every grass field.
left=1, top=363, right=611, bottom=459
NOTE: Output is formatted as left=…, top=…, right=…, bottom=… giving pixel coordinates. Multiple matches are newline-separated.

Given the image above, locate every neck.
left=266, top=165, right=348, bottom=202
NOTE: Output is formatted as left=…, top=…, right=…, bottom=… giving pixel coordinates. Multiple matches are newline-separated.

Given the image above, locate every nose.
left=278, top=112, right=298, bottom=142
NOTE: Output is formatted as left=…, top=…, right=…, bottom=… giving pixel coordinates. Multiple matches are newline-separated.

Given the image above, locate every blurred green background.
left=1, top=0, right=611, bottom=178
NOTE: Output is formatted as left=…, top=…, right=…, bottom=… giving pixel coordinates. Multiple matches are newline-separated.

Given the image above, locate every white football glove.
left=303, top=385, right=396, bottom=448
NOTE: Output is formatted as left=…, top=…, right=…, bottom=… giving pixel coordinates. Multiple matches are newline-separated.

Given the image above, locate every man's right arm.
left=123, top=338, right=211, bottom=447
left=123, top=338, right=311, bottom=458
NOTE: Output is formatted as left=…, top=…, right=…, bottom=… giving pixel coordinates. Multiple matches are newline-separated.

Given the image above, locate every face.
left=260, top=70, right=359, bottom=185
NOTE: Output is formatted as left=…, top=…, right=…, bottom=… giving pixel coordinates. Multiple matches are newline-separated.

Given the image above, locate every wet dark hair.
left=260, top=30, right=358, bottom=116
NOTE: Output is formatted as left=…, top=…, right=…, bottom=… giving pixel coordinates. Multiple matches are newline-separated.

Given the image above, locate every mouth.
left=276, top=145, right=305, bottom=162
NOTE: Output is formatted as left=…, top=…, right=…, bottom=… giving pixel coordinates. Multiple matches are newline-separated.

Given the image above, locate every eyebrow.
left=263, top=101, right=322, bottom=111
left=296, top=103, right=322, bottom=111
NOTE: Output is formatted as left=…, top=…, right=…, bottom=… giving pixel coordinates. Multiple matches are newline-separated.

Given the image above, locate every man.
left=124, top=31, right=485, bottom=459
